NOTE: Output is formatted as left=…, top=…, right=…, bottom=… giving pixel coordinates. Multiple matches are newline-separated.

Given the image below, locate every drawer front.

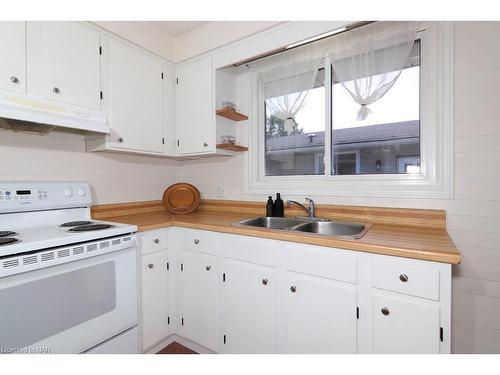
left=372, top=260, right=440, bottom=301
left=179, top=228, right=218, bottom=255
left=220, top=234, right=278, bottom=267
left=285, top=243, right=357, bottom=284
left=140, top=228, right=169, bottom=255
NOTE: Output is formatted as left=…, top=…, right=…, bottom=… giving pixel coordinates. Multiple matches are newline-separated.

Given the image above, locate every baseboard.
left=143, top=334, right=215, bottom=354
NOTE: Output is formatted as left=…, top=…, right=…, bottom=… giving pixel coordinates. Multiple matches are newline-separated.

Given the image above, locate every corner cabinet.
left=175, top=56, right=216, bottom=155
left=86, top=37, right=173, bottom=155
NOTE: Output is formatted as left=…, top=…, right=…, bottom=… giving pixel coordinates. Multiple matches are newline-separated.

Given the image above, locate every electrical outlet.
left=216, top=185, right=227, bottom=198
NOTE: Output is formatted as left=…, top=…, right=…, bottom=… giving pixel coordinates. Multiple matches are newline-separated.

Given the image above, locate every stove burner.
left=0, top=231, right=17, bottom=237
left=0, top=237, right=18, bottom=246
left=60, top=221, right=93, bottom=227
left=68, top=224, right=113, bottom=232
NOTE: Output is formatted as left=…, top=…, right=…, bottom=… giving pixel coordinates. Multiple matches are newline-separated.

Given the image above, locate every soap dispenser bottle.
left=274, top=193, right=284, bottom=217
left=266, top=196, right=275, bottom=217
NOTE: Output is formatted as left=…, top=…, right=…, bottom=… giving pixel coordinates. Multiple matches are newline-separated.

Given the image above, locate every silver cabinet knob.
left=147, top=263, right=154, bottom=269
left=203, top=142, right=208, bottom=147
left=52, top=87, right=60, bottom=94
left=194, top=239, right=200, bottom=244
left=381, top=307, right=390, bottom=316
left=153, top=238, right=160, bottom=244
left=205, top=265, right=211, bottom=271
left=399, top=274, right=408, bottom=282
left=118, top=137, right=124, bottom=143
left=262, top=278, right=268, bottom=285
left=290, top=285, right=297, bottom=293
left=10, top=76, right=19, bottom=84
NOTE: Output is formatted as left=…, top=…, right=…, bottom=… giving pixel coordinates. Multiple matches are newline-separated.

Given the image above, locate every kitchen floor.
left=157, top=342, right=198, bottom=354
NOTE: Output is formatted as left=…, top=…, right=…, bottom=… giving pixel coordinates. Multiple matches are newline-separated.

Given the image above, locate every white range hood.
left=0, top=92, right=109, bottom=134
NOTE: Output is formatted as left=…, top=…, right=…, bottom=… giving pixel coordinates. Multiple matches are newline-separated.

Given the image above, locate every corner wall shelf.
left=216, top=143, right=248, bottom=153
left=216, top=108, right=248, bottom=121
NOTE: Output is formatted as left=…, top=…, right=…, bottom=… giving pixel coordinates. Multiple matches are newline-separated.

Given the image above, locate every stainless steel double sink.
left=232, top=216, right=369, bottom=240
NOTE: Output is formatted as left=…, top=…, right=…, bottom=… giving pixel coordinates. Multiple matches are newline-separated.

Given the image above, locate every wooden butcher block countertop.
left=92, top=199, right=460, bottom=265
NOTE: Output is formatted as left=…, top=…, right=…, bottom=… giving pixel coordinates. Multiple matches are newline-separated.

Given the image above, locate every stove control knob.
left=77, top=188, right=87, bottom=197
left=64, top=188, right=73, bottom=197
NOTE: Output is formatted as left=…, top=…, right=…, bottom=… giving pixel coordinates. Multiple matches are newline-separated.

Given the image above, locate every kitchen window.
left=246, top=21, right=453, bottom=198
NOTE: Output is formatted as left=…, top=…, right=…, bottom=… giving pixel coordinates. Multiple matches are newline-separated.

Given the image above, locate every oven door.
left=0, top=247, right=137, bottom=354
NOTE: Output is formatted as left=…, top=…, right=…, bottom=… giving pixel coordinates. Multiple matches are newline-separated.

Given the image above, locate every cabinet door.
left=0, top=22, right=26, bottom=93
left=179, top=251, right=218, bottom=351
left=284, top=272, right=358, bottom=353
left=41, top=22, right=101, bottom=109
left=140, top=250, right=169, bottom=351
left=222, top=259, right=276, bottom=353
left=372, top=292, right=440, bottom=353
left=175, top=56, right=215, bottom=155
left=107, top=39, right=164, bottom=153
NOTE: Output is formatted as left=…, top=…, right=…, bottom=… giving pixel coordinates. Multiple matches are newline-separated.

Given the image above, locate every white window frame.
left=244, top=21, right=454, bottom=199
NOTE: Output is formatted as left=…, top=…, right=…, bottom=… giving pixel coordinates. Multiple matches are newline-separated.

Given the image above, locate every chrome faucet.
left=287, top=198, right=316, bottom=219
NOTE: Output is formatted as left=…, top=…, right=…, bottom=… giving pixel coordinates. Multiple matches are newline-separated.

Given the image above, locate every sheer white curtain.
left=252, top=44, right=322, bottom=133
left=328, top=22, right=418, bottom=121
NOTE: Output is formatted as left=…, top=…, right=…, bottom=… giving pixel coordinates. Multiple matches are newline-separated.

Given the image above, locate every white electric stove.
left=0, top=181, right=139, bottom=354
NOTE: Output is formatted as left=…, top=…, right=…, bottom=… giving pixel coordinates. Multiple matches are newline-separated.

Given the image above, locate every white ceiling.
left=153, top=21, right=210, bottom=37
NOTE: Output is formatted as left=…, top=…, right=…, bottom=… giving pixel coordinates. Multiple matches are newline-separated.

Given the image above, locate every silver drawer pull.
left=52, top=87, right=60, bottom=94
left=10, top=76, right=19, bottom=84
left=205, top=265, right=211, bottom=271
left=262, top=278, right=268, bottom=285
left=153, top=238, right=160, bottom=244
left=290, top=285, right=297, bottom=293
left=194, top=239, right=200, bottom=244
left=381, top=307, right=390, bottom=316
left=399, top=274, right=409, bottom=282
left=147, top=263, right=154, bottom=269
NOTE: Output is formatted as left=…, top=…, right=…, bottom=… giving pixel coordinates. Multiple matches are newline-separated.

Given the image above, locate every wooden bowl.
left=162, top=183, right=201, bottom=214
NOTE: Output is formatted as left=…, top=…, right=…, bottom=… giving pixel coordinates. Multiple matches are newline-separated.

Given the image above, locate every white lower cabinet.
left=137, top=228, right=451, bottom=354
left=284, top=271, right=358, bottom=353
left=372, top=292, right=441, bottom=354
left=140, top=249, right=170, bottom=351
left=178, top=250, right=218, bottom=351
left=221, top=259, right=277, bottom=353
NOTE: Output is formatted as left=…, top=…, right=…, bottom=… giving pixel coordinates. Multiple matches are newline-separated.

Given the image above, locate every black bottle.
left=274, top=193, right=284, bottom=217
left=266, top=196, right=275, bottom=217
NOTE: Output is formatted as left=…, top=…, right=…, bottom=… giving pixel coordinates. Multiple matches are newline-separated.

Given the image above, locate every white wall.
left=92, top=21, right=176, bottom=61
left=177, top=21, right=500, bottom=353
left=0, top=128, right=181, bottom=204
left=174, top=21, right=283, bottom=62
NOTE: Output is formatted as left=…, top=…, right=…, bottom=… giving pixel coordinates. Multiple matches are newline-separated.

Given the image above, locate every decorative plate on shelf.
left=162, top=183, right=201, bottom=214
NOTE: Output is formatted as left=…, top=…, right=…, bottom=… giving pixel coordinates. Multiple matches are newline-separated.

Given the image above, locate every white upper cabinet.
left=0, top=22, right=26, bottom=94
left=175, top=56, right=215, bottom=155
left=105, top=38, right=164, bottom=153
left=40, top=22, right=101, bottom=110
left=284, top=271, right=358, bottom=354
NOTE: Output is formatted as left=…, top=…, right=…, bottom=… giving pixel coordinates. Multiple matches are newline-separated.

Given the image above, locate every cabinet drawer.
left=140, top=229, right=169, bottom=255
left=372, top=260, right=440, bottom=301
left=285, top=243, right=357, bottom=284
left=179, top=228, right=218, bottom=255
left=220, top=234, right=278, bottom=267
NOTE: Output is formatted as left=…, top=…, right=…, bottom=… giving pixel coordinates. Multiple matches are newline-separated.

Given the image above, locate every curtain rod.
left=232, top=21, right=374, bottom=67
